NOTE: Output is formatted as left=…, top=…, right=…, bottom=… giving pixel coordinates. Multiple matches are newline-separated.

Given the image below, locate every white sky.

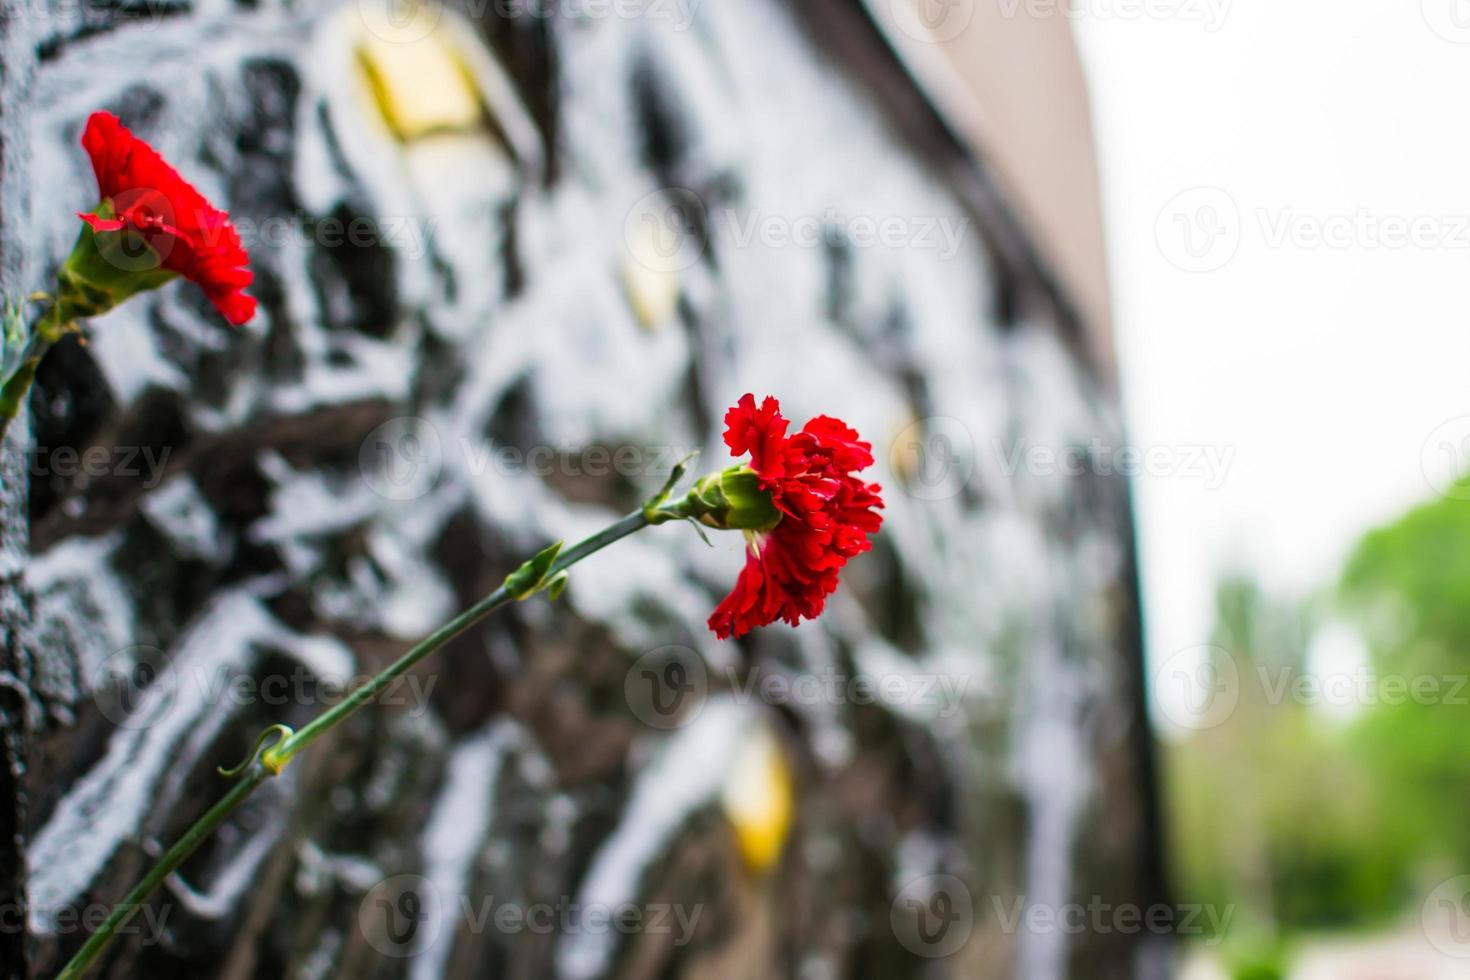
left=1071, top=1, right=1470, bottom=663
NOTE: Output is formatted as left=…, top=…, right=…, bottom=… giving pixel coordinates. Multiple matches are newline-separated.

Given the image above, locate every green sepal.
left=716, top=467, right=781, bottom=531
left=504, top=540, right=564, bottom=600
left=676, top=465, right=780, bottom=531
left=644, top=462, right=782, bottom=533
left=546, top=571, right=570, bottom=601
left=55, top=200, right=177, bottom=332
left=685, top=518, right=713, bottom=548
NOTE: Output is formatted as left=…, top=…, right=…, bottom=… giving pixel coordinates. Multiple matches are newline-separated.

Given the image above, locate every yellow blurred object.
left=721, top=727, right=794, bottom=874
left=889, top=409, right=923, bottom=486
left=621, top=255, right=681, bottom=331
left=356, top=2, right=482, bottom=141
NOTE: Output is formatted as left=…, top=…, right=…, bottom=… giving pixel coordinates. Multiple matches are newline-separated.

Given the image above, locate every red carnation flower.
left=76, top=112, right=256, bottom=325
left=708, top=394, right=884, bottom=639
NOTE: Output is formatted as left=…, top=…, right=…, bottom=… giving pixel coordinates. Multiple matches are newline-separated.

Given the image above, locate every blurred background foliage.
left=1166, top=484, right=1470, bottom=977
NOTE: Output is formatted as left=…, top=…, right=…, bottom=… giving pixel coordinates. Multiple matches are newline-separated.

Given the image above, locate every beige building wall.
left=868, top=0, right=1114, bottom=374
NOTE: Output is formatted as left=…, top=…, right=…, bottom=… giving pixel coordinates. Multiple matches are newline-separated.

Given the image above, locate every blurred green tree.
left=1167, top=479, right=1470, bottom=951
left=1339, top=488, right=1470, bottom=889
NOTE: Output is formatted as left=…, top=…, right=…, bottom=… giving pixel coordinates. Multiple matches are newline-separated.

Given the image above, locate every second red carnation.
left=708, top=394, right=884, bottom=640
left=76, top=112, right=256, bottom=326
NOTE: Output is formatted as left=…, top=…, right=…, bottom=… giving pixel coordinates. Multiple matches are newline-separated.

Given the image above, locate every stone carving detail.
left=0, top=1, right=1161, bottom=977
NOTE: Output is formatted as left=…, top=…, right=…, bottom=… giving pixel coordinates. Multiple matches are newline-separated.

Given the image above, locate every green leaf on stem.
left=1, top=301, right=24, bottom=381
left=218, top=724, right=295, bottom=778
left=504, top=540, right=564, bottom=600
left=641, top=450, right=701, bottom=521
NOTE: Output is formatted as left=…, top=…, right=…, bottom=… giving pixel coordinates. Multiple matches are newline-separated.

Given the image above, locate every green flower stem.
left=56, top=768, right=270, bottom=980
left=0, top=303, right=72, bottom=438
left=266, top=508, right=652, bottom=770
left=56, top=506, right=670, bottom=980
left=0, top=354, right=43, bottom=431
